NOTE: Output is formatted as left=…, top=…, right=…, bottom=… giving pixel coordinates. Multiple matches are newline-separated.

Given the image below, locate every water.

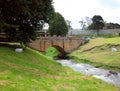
left=57, top=60, right=120, bottom=87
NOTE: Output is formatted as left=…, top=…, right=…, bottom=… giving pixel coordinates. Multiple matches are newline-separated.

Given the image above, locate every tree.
left=79, top=18, right=86, bottom=30
left=66, top=20, right=73, bottom=35
left=85, top=16, right=92, bottom=27
left=90, top=15, right=104, bottom=35
left=105, top=23, right=120, bottom=29
left=0, top=0, right=54, bottom=45
left=49, top=12, right=68, bottom=36
left=66, top=20, right=72, bottom=30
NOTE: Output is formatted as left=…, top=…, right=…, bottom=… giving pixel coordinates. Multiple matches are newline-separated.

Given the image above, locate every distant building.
left=36, top=30, right=49, bottom=37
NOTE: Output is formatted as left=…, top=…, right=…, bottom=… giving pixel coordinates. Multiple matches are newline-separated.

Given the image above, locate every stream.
left=57, top=59, right=120, bottom=87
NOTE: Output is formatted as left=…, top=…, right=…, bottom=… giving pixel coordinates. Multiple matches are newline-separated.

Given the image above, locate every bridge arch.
left=51, top=45, right=66, bottom=58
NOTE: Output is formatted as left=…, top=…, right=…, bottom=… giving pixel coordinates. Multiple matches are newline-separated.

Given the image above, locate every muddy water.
left=57, top=60, right=120, bottom=87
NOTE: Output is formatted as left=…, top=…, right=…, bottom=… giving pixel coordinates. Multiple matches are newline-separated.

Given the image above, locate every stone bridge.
left=29, top=37, right=88, bottom=54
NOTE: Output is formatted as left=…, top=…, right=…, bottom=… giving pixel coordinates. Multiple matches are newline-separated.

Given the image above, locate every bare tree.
left=66, top=20, right=72, bottom=30
left=79, top=18, right=86, bottom=30
left=85, top=16, right=92, bottom=26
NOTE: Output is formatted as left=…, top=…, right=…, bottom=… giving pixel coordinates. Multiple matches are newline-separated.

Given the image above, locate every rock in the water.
left=109, top=70, right=118, bottom=75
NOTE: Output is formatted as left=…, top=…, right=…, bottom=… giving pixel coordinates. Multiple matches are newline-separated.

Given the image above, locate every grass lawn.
left=71, top=37, right=120, bottom=71
left=0, top=43, right=119, bottom=91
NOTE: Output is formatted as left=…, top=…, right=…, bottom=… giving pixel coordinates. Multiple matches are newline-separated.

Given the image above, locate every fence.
left=68, top=29, right=120, bottom=35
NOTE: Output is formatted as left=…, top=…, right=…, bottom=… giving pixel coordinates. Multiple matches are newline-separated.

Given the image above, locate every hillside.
left=0, top=43, right=119, bottom=91
left=71, top=37, right=120, bottom=71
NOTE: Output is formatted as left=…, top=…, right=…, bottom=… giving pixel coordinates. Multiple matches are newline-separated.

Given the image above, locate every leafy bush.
left=45, top=47, right=59, bottom=58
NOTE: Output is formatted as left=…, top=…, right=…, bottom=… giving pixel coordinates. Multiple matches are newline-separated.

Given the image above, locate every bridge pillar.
left=43, top=40, right=46, bottom=51
left=62, top=39, right=64, bottom=51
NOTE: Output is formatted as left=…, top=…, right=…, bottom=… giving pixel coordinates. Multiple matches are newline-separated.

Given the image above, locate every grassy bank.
left=71, top=37, right=120, bottom=72
left=0, top=43, right=119, bottom=91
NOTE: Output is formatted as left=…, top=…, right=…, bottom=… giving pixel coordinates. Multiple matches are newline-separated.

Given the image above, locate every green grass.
left=71, top=37, right=120, bottom=71
left=0, top=43, right=119, bottom=91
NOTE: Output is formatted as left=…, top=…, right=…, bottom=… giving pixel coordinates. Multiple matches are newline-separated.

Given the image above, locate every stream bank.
left=56, top=59, right=120, bottom=87
left=72, top=57, right=120, bottom=72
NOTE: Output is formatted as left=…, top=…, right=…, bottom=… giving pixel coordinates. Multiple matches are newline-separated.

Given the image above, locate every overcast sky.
left=53, top=0, right=120, bottom=29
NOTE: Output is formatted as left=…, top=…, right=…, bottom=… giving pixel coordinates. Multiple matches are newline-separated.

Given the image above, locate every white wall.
left=68, top=29, right=120, bottom=35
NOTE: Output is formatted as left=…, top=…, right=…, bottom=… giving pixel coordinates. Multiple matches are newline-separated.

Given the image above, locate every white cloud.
left=53, top=0, right=120, bottom=29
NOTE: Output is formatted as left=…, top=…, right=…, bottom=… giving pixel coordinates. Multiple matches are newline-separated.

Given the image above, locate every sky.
left=53, top=0, right=120, bottom=29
